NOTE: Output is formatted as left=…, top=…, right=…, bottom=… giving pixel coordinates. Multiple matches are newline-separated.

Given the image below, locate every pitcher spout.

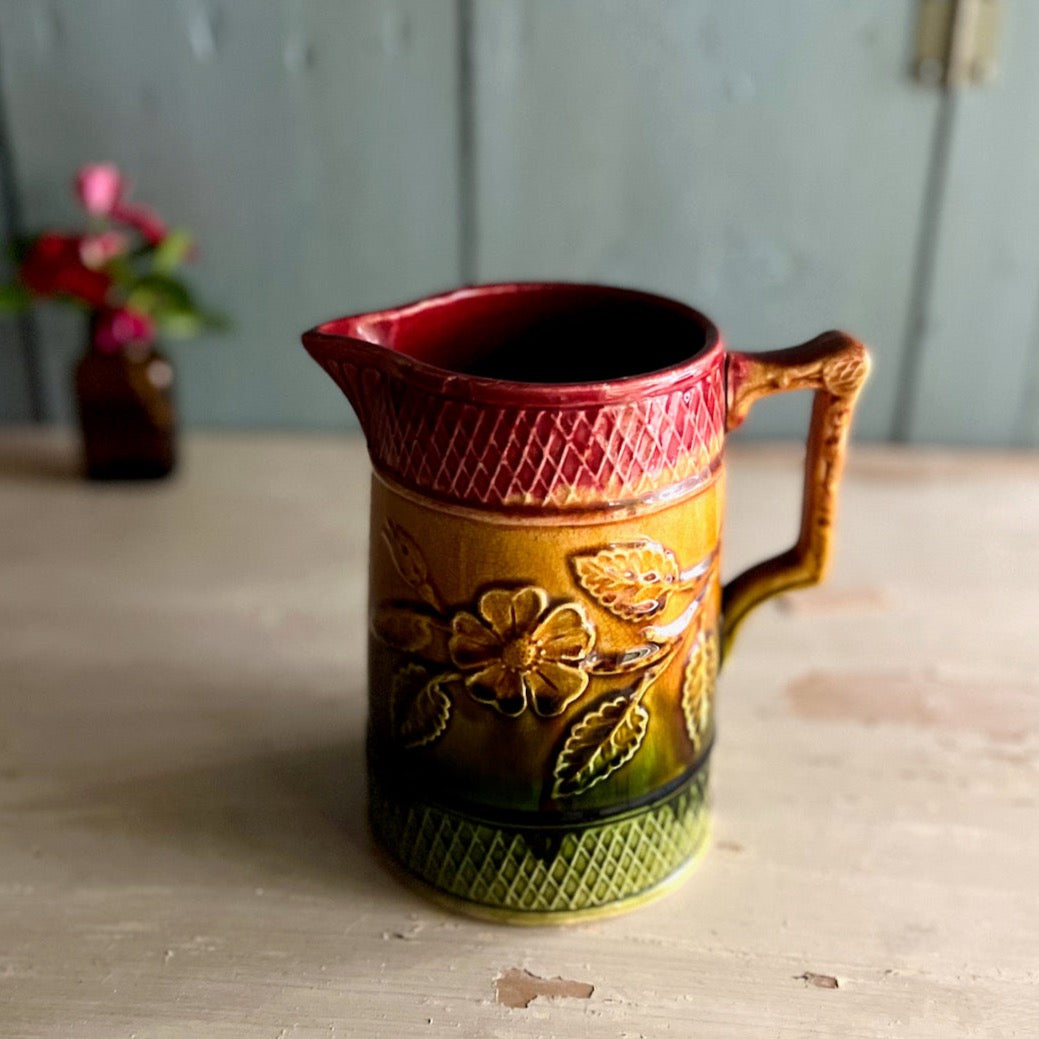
left=301, top=313, right=401, bottom=439
left=302, top=285, right=519, bottom=437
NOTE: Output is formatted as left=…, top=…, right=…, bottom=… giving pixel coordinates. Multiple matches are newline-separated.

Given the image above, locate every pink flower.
left=19, top=233, right=112, bottom=307
left=112, top=200, right=167, bottom=245
left=75, top=163, right=168, bottom=245
left=75, top=164, right=125, bottom=217
left=92, top=306, right=156, bottom=353
left=78, top=230, right=129, bottom=269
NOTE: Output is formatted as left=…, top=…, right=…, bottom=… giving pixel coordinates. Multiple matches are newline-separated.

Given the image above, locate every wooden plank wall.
left=0, top=0, right=461, bottom=429
left=897, top=0, right=1039, bottom=445
left=468, top=0, right=936, bottom=441
left=0, top=1, right=1035, bottom=444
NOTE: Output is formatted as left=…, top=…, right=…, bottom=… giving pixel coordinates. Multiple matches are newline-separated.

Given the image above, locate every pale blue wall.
left=1, top=1, right=1036, bottom=444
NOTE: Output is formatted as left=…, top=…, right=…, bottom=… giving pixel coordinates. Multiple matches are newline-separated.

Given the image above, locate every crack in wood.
left=796, top=971, right=840, bottom=989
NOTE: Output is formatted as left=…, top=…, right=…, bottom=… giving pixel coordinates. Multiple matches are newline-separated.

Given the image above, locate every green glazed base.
left=369, top=763, right=710, bottom=923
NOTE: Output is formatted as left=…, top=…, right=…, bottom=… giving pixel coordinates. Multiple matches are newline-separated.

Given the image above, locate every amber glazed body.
left=303, top=283, right=869, bottom=922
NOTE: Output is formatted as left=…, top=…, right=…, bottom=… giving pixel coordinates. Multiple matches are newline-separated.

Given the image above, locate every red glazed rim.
left=302, top=282, right=725, bottom=408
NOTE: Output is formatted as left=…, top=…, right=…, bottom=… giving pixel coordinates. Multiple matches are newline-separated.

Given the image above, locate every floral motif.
left=1, top=163, right=223, bottom=354
left=373, top=520, right=718, bottom=804
left=449, top=587, right=595, bottom=717
left=76, top=162, right=168, bottom=243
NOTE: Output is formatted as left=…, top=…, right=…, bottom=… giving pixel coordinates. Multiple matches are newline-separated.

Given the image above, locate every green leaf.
left=104, top=255, right=136, bottom=288
left=0, top=283, right=32, bottom=313
left=154, top=305, right=229, bottom=340
left=156, top=309, right=205, bottom=339
left=125, top=271, right=227, bottom=340
left=152, top=229, right=194, bottom=274
left=127, top=272, right=193, bottom=313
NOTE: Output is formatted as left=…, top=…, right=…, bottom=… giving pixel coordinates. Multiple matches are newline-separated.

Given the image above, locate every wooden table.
left=1, top=430, right=1036, bottom=1037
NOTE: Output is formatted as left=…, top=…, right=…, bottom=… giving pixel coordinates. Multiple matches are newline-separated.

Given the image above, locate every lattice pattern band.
left=369, top=766, right=710, bottom=918
left=322, top=359, right=726, bottom=510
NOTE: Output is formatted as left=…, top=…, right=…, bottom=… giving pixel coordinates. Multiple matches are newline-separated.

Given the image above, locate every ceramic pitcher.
left=303, top=282, right=870, bottom=923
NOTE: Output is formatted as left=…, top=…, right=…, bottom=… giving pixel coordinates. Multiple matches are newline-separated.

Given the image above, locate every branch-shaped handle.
left=722, top=331, right=871, bottom=658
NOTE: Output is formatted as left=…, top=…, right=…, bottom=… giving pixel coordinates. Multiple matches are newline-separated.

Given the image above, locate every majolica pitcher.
left=303, top=282, right=870, bottom=922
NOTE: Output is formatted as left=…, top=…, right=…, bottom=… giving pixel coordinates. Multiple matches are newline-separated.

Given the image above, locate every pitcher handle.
left=721, top=331, right=871, bottom=658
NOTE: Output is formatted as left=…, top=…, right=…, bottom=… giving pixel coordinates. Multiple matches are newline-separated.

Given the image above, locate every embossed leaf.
left=394, top=667, right=454, bottom=749
left=681, top=627, right=719, bottom=752
left=382, top=520, right=441, bottom=609
left=551, top=694, right=649, bottom=799
left=372, top=605, right=452, bottom=663
left=572, top=540, right=681, bottom=621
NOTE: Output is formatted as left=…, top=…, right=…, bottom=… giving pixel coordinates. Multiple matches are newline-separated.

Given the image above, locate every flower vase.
left=74, top=341, right=177, bottom=480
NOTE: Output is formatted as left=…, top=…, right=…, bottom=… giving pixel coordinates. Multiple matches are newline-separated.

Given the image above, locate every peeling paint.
left=495, top=967, right=594, bottom=1009
left=381, top=918, right=424, bottom=941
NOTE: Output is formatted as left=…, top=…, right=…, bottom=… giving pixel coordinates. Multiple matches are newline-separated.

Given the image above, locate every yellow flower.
left=449, top=587, right=595, bottom=717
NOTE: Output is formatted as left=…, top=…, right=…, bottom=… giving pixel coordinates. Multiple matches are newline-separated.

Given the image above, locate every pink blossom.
left=75, top=163, right=169, bottom=245
left=92, top=306, right=156, bottom=353
left=75, top=163, right=125, bottom=217
left=112, top=200, right=167, bottom=245
left=78, top=230, right=129, bottom=269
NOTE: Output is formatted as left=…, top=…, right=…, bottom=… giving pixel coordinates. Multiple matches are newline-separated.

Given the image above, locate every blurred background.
left=1, top=0, right=1036, bottom=445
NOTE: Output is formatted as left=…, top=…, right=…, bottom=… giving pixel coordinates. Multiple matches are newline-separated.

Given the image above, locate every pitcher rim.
left=302, top=281, right=724, bottom=407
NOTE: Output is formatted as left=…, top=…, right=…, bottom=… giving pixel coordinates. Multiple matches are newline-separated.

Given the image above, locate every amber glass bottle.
left=74, top=342, right=176, bottom=480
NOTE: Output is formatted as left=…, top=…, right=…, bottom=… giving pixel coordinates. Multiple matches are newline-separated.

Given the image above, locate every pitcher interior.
left=366, top=284, right=714, bottom=384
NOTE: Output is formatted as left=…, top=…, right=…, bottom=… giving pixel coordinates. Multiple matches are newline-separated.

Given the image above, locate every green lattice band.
left=369, top=765, right=710, bottom=921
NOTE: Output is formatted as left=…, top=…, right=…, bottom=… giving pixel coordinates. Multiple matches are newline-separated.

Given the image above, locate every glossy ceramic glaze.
left=303, top=283, right=869, bottom=922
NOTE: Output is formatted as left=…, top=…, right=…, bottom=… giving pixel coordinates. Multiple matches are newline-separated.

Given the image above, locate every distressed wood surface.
left=1, top=429, right=1036, bottom=1037
left=469, top=0, right=937, bottom=441
left=0, top=0, right=460, bottom=429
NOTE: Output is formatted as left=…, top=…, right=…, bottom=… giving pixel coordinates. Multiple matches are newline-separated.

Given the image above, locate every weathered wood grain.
left=0, top=430, right=1036, bottom=1036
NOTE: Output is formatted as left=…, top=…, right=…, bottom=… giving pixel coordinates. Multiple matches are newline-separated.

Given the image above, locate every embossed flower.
left=449, top=587, right=595, bottom=717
